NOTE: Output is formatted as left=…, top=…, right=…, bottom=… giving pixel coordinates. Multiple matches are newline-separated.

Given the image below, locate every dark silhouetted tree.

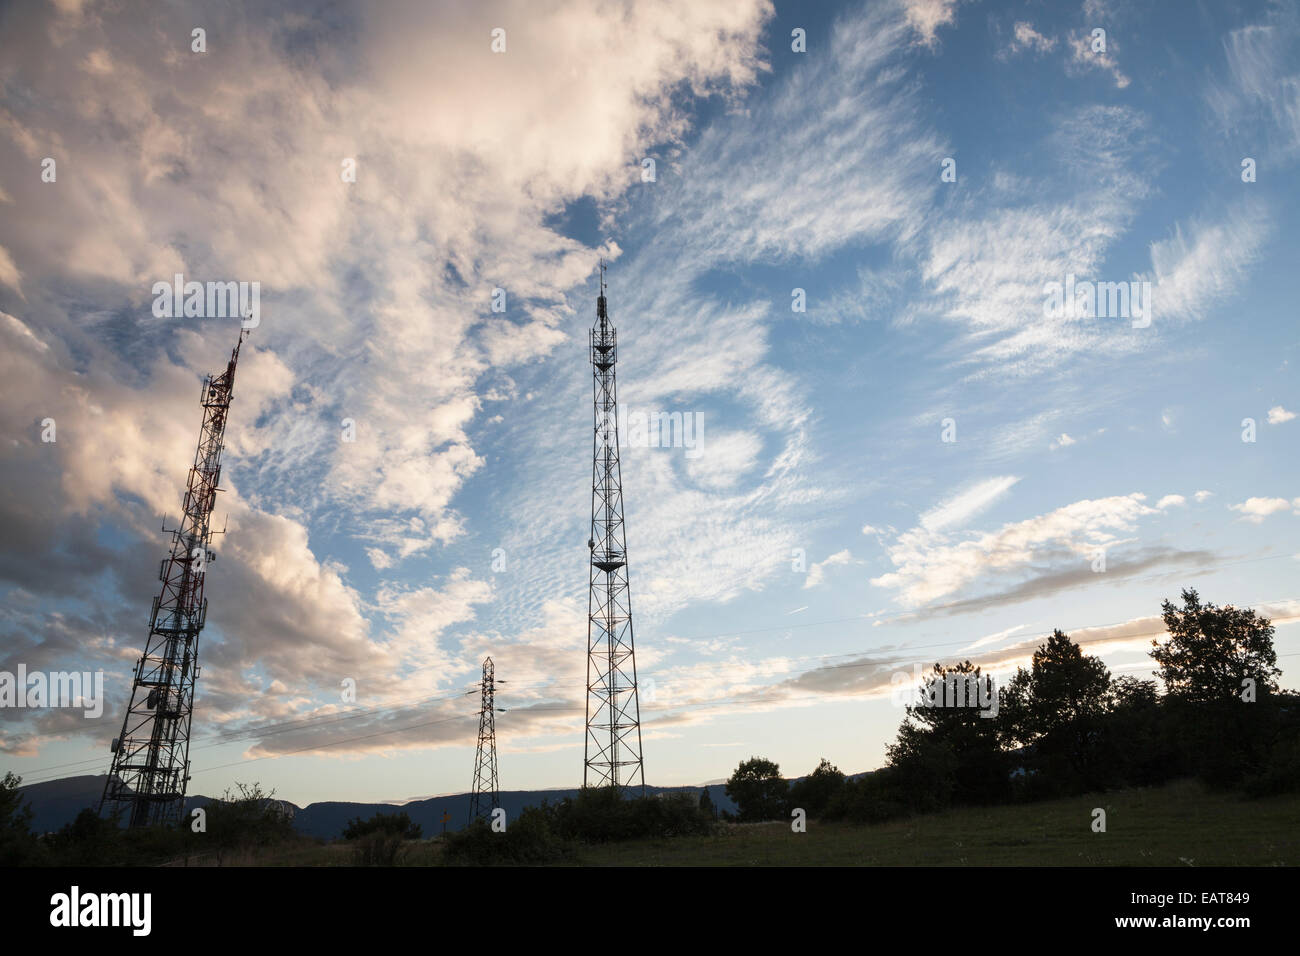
left=725, top=757, right=788, bottom=822
left=0, top=771, right=39, bottom=865
left=698, top=786, right=717, bottom=820
left=888, top=661, right=1007, bottom=808
left=999, top=630, right=1112, bottom=791
left=1152, top=589, right=1280, bottom=704
left=787, top=758, right=845, bottom=818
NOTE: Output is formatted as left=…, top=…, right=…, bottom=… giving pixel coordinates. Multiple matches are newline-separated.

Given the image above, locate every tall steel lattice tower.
left=467, top=656, right=500, bottom=823
left=100, top=328, right=250, bottom=828
left=584, top=262, right=645, bottom=795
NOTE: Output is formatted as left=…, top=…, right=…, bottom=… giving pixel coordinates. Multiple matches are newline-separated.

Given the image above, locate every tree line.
left=725, top=589, right=1300, bottom=822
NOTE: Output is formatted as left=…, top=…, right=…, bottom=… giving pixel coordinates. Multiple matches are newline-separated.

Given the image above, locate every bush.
left=42, top=808, right=121, bottom=865
left=1243, top=736, right=1300, bottom=798
left=203, top=782, right=296, bottom=855
left=823, top=771, right=909, bottom=824
left=351, top=831, right=407, bottom=865
left=343, top=810, right=422, bottom=841
left=551, top=788, right=714, bottom=842
left=0, top=771, right=41, bottom=865
left=443, top=806, right=567, bottom=865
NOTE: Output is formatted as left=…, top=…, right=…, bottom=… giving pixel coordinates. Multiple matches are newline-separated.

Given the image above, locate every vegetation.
left=5, top=588, right=1297, bottom=867
left=343, top=810, right=423, bottom=841
left=1, top=779, right=304, bottom=866
left=571, top=780, right=1298, bottom=867
left=724, top=757, right=789, bottom=821
left=342, top=810, right=424, bottom=865
left=0, top=770, right=39, bottom=865
left=442, top=788, right=714, bottom=865
left=773, top=589, right=1300, bottom=827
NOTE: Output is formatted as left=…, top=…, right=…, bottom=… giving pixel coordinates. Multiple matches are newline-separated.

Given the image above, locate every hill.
left=15, top=774, right=738, bottom=838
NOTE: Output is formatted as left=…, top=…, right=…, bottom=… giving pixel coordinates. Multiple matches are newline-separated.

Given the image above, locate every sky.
left=1, top=0, right=1297, bottom=808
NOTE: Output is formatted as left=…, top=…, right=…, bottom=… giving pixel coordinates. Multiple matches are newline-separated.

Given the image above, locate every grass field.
left=567, top=780, right=1299, bottom=866
left=177, top=779, right=1298, bottom=866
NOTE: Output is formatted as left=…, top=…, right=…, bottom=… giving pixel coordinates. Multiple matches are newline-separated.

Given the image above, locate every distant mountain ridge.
left=15, top=774, right=741, bottom=838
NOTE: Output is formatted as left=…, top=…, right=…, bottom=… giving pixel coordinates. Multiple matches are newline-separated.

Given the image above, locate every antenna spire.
left=596, top=258, right=608, bottom=327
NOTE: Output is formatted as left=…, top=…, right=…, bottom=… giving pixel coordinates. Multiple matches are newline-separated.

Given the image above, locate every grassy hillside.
left=568, top=780, right=1298, bottom=867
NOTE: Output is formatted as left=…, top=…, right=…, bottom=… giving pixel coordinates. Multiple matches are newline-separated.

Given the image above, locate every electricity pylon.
left=468, top=657, right=500, bottom=823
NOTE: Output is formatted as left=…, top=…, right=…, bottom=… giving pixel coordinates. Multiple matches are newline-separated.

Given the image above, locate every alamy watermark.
left=597, top=405, right=704, bottom=459
left=890, top=663, right=999, bottom=718
left=0, top=665, right=103, bottom=718
left=151, top=273, right=260, bottom=328
left=1043, top=273, right=1151, bottom=328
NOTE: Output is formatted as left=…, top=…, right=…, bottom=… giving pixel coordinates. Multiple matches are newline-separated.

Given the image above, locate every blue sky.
left=0, top=0, right=1297, bottom=807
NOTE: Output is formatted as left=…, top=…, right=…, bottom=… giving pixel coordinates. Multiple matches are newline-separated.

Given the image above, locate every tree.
left=787, top=758, right=845, bottom=818
left=999, top=630, right=1112, bottom=790
left=1153, top=590, right=1283, bottom=786
left=887, top=661, right=1007, bottom=808
left=725, top=757, right=788, bottom=822
left=1152, top=589, right=1280, bottom=704
left=1100, top=675, right=1177, bottom=786
left=698, top=786, right=717, bottom=820
left=0, top=771, right=39, bottom=865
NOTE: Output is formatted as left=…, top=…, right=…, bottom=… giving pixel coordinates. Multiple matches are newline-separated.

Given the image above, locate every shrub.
left=1243, top=736, right=1300, bottom=798
left=203, top=782, right=296, bottom=854
left=442, top=807, right=567, bottom=865
left=551, top=788, right=714, bottom=842
left=343, top=810, right=422, bottom=841
left=823, top=771, right=908, bottom=824
left=351, top=831, right=407, bottom=865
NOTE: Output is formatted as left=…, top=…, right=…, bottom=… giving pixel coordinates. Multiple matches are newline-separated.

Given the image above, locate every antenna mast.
left=584, top=261, right=646, bottom=795
left=100, top=328, right=250, bottom=827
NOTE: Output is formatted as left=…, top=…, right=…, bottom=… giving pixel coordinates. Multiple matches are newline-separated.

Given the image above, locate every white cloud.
left=1194, top=490, right=1213, bottom=502
left=1068, top=29, right=1130, bottom=89
left=685, top=430, right=762, bottom=491
left=872, top=492, right=1157, bottom=607
left=962, top=623, right=1027, bottom=652
left=1229, top=497, right=1299, bottom=522
left=919, top=476, right=1020, bottom=532
left=919, top=105, right=1154, bottom=375
left=1206, top=11, right=1300, bottom=163
left=901, top=0, right=961, bottom=47
left=1267, top=405, right=1296, bottom=424
left=1007, top=22, right=1056, bottom=57
left=804, top=549, right=853, bottom=589
left=1050, top=432, right=1076, bottom=450
left=0, top=246, right=22, bottom=296
left=1157, top=494, right=1186, bottom=509
left=1144, top=201, right=1273, bottom=323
